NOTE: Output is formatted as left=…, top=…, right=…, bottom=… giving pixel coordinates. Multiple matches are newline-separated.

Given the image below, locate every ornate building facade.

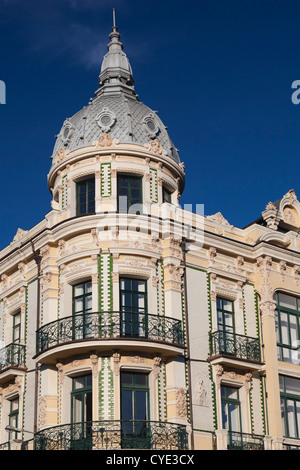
left=1, top=17, right=300, bottom=451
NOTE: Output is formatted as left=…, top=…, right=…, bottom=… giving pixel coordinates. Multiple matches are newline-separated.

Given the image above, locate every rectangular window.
left=280, top=375, right=300, bottom=438
left=70, top=374, right=93, bottom=450
left=72, top=281, right=93, bottom=339
left=221, top=386, right=241, bottom=434
left=8, top=397, right=19, bottom=441
left=76, top=178, right=95, bottom=216
left=117, top=174, right=143, bottom=213
left=276, top=292, right=300, bottom=363
left=121, top=371, right=150, bottom=447
left=217, top=298, right=235, bottom=333
left=12, top=312, right=21, bottom=344
left=119, top=278, right=147, bottom=338
left=162, top=186, right=172, bottom=203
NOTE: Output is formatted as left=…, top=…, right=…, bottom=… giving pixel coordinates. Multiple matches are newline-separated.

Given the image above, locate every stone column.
left=257, top=256, right=282, bottom=441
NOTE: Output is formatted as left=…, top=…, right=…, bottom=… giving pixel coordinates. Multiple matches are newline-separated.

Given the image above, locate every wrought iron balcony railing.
left=0, top=441, right=10, bottom=450
left=0, top=343, right=26, bottom=371
left=34, top=420, right=188, bottom=450
left=227, top=431, right=264, bottom=450
left=209, top=330, right=261, bottom=363
left=36, top=311, right=184, bottom=354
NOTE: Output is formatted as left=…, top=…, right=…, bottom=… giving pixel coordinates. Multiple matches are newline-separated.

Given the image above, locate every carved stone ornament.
left=257, top=256, right=273, bottom=302
left=195, top=377, right=208, bottom=406
left=283, top=207, right=297, bottom=225
left=13, top=228, right=28, bottom=242
left=144, top=139, right=167, bottom=156
left=176, top=388, right=187, bottom=418
left=90, top=354, right=99, bottom=378
left=153, top=355, right=162, bottom=380
left=55, top=147, right=70, bottom=164
left=113, top=352, right=121, bottom=376
left=93, top=133, right=119, bottom=148
left=262, top=202, right=280, bottom=230
left=95, top=107, right=116, bottom=132
left=206, top=212, right=231, bottom=227
left=39, top=396, right=47, bottom=427
left=208, top=247, right=217, bottom=264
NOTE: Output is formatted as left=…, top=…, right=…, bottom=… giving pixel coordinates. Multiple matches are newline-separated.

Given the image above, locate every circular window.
left=100, top=114, right=113, bottom=127
left=143, top=113, right=159, bottom=137
left=96, top=107, right=116, bottom=132
left=146, top=119, right=156, bottom=132
left=63, top=127, right=70, bottom=138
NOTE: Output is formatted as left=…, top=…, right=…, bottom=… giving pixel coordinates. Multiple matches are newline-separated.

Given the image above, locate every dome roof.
left=52, top=93, right=180, bottom=164
left=51, top=14, right=180, bottom=165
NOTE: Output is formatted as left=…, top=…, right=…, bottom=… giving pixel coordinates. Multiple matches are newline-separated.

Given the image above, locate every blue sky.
left=1, top=0, right=300, bottom=249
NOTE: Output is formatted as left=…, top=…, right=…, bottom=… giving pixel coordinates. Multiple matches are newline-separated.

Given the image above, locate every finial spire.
left=97, top=9, right=136, bottom=98
left=112, top=8, right=117, bottom=30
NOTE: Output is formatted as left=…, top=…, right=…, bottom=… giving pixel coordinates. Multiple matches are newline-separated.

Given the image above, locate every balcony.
left=227, top=431, right=265, bottom=450
left=34, top=420, right=188, bottom=450
left=209, top=331, right=262, bottom=370
left=0, top=343, right=26, bottom=384
left=35, top=312, right=185, bottom=363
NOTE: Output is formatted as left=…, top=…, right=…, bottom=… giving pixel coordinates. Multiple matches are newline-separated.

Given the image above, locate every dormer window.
left=76, top=177, right=95, bottom=216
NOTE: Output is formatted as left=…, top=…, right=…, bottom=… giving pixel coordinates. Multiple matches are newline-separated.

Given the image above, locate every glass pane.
left=135, top=390, right=148, bottom=422
left=221, top=402, right=228, bottom=429
left=275, top=313, right=280, bottom=343
left=74, top=285, right=84, bottom=297
left=135, top=374, right=147, bottom=386
left=85, top=283, right=92, bottom=294
left=287, top=400, right=297, bottom=437
left=284, top=376, right=300, bottom=396
left=121, top=373, right=133, bottom=385
left=297, top=402, right=300, bottom=438
left=85, top=295, right=92, bottom=311
left=223, top=300, right=233, bottom=311
left=11, top=399, right=19, bottom=411
left=229, top=403, right=240, bottom=432
left=279, top=375, right=284, bottom=392
left=74, top=299, right=84, bottom=314
left=281, top=398, right=287, bottom=436
left=85, top=392, right=92, bottom=422
left=73, top=377, right=85, bottom=389
left=290, top=315, right=298, bottom=346
left=224, top=312, right=233, bottom=327
left=278, top=293, right=297, bottom=310
left=122, top=390, right=133, bottom=421
left=73, top=394, right=83, bottom=423
left=130, top=178, right=140, bottom=189
left=281, top=313, right=289, bottom=344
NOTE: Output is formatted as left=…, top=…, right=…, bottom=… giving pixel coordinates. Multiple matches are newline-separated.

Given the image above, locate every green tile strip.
left=98, top=358, right=105, bottom=420
left=149, top=168, right=158, bottom=203
left=101, top=163, right=112, bottom=198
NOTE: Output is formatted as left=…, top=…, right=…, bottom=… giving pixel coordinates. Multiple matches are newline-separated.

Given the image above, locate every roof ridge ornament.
left=97, top=8, right=136, bottom=98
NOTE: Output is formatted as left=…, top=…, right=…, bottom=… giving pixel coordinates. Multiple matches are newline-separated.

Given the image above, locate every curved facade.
left=1, top=17, right=300, bottom=452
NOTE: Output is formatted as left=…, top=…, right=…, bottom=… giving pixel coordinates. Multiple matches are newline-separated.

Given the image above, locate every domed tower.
left=30, top=12, right=189, bottom=451
left=48, top=12, right=185, bottom=220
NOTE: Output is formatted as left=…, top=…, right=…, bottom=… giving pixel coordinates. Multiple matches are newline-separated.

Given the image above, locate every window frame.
left=8, top=397, right=19, bottom=441
left=280, top=374, right=300, bottom=439
left=119, top=278, right=148, bottom=338
left=76, top=177, right=95, bottom=216
left=12, top=311, right=21, bottom=344
left=117, top=174, right=143, bottom=213
left=275, top=292, right=300, bottom=363
left=221, top=385, right=242, bottom=434
left=216, top=297, right=235, bottom=334
left=162, top=186, right=172, bottom=203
